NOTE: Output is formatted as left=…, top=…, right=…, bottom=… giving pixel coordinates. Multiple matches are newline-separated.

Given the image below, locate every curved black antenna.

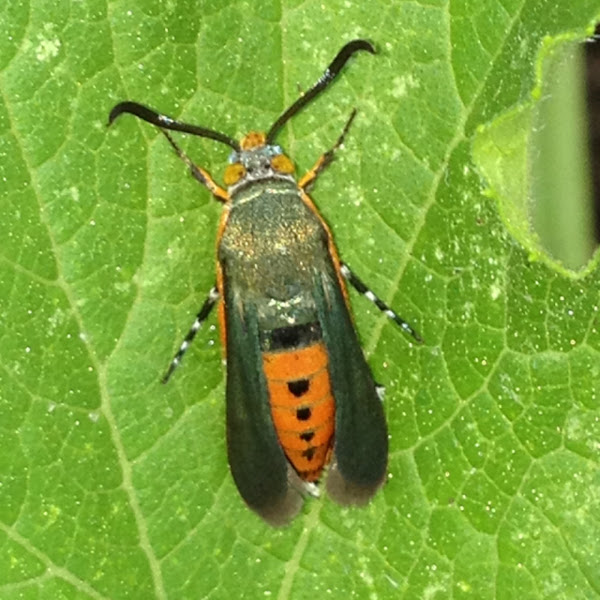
left=108, top=101, right=241, bottom=152
left=266, top=39, right=376, bottom=144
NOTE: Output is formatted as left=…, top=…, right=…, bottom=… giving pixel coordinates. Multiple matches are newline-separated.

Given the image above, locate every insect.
left=108, top=40, right=421, bottom=526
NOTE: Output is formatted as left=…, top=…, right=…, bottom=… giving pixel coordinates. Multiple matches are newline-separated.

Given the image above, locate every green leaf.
left=2, top=1, right=600, bottom=598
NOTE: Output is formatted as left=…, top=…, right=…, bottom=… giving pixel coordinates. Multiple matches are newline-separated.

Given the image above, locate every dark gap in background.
left=584, top=23, right=600, bottom=242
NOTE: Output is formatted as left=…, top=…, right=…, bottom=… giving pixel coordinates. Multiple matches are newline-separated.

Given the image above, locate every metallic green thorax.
left=219, top=178, right=330, bottom=333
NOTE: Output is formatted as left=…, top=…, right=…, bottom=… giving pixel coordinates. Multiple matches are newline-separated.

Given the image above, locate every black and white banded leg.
left=340, top=263, right=423, bottom=344
left=162, top=286, right=220, bottom=383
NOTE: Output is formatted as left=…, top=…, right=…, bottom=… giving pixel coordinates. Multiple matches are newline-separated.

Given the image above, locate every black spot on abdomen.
left=288, top=379, right=310, bottom=397
left=296, top=407, right=311, bottom=421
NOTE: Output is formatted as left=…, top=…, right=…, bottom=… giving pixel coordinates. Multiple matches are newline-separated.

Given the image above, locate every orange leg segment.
left=161, top=129, right=229, bottom=202
left=298, top=108, right=357, bottom=192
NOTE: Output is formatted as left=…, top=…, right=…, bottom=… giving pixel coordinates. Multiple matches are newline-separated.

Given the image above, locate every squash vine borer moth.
left=108, top=40, right=421, bottom=526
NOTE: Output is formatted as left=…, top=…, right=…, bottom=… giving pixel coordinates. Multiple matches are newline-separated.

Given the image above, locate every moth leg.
left=162, top=286, right=220, bottom=383
left=298, top=109, right=357, bottom=191
left=340, top=263, right=423, bottom=343
left=160, top=130, right=229, bottom=202
left=286, top=466, right=321, bottom=498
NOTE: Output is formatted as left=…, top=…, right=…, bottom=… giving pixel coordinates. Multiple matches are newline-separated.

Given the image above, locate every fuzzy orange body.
left=263, top=342, right=335, bottom=481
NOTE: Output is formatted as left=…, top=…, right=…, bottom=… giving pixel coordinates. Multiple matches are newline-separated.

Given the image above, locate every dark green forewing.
left=223, top=276, right=303, bottom=526
left=314, top=263, right=388, bottom=505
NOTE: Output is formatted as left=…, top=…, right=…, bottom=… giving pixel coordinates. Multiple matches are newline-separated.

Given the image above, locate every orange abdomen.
left=262, top=342, right=334, bottom=481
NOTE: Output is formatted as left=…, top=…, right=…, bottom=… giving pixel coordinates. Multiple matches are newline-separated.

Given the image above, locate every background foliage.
left=1, top=0, right=600, bottom=598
